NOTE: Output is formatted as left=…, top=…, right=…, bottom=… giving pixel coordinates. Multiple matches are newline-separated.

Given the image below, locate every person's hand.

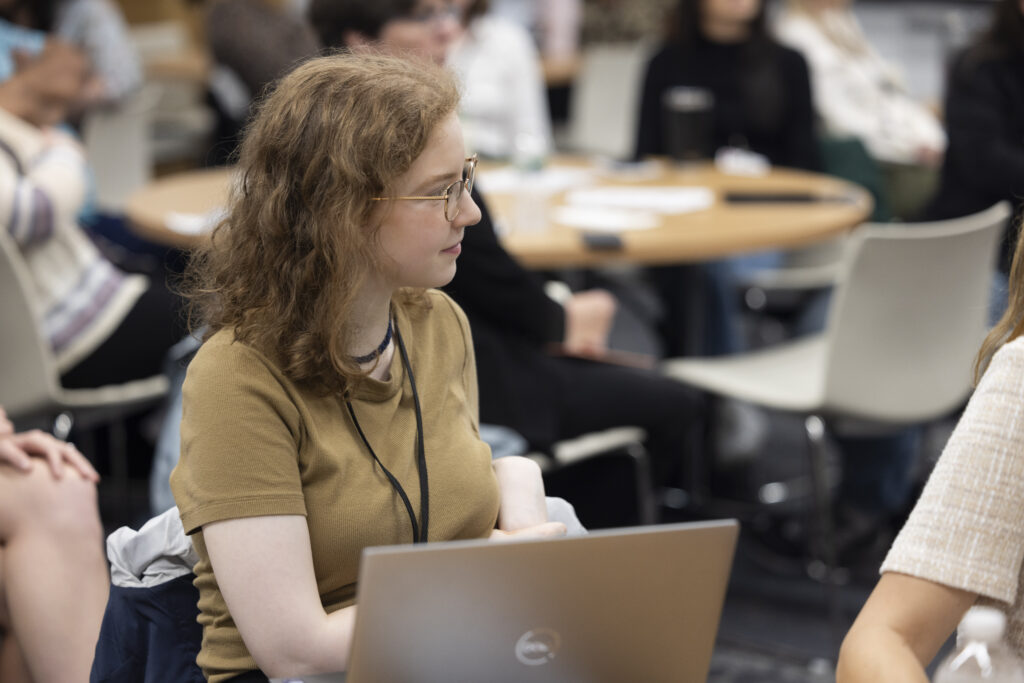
left=562, top=289, right=617, bottom=357
left=0, top=40, right=90, bottom=128
left=0, top=407, right=99, bottom=482
left=489, top=522, right=567, bottom=542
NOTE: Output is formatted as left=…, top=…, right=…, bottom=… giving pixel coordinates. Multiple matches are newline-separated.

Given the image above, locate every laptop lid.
left=340, top=518, right=739, bottom=683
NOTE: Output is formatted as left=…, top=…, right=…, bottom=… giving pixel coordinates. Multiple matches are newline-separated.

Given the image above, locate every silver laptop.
left=273, top=519, right=738, bottom=683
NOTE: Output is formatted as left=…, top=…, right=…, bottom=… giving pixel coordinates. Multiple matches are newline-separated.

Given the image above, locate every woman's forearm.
left=258, top=604, right=358, bottom=678
left=837, top=625, right=930, bottom=683
left=492, top=456, right=548, bottom=531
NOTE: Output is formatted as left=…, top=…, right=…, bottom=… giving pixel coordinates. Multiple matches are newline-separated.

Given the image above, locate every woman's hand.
left=492, top=456, right=549, bottom=531
left=562, top=289, right=617, bottom=357
left=489, top=522, right=567, bottom=542
left=0, top=407, right=99, bottom=482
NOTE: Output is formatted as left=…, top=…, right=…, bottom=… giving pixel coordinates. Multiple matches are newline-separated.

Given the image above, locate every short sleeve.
left=170, top=336, right=307, bottom=535
left=433, top=291, right=480, bottom=432
left=882, top=338, right=1024, bottom=604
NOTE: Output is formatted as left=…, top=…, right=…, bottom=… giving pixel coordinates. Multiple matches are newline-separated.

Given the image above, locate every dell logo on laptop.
left=515, top=628, right=562, bottom=666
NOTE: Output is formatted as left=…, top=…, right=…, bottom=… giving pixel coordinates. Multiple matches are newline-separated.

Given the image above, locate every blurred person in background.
left=448, top=0, right=553, bottom=160
left=924, top=0, right=1024, bottom=277
left=201, top=0, right=320, bottom=165
left=635, top=0, right=819, bottom=357
left=0, top=0, right=140, bottom=111
left=636, top=0, right=819, bottom=172
left=636, top=0, right=921, bottom=562
left=774, top=0, right=945, bottom=221
left=0, top=35, right=185, bottom=388
left=0, top=406, right=107, bottom=683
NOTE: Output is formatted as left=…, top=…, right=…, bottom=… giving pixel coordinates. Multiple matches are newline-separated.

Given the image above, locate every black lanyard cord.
left=345, top=321, right=429, bottom=544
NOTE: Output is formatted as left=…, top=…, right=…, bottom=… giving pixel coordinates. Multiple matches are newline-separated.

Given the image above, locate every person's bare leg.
left=0, top=462, right=108, bottom=683
left=0, top=548, right=33, bottom=683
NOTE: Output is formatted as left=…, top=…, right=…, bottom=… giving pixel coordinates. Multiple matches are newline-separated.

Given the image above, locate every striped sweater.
left=0, top=106, right=145, bottom=372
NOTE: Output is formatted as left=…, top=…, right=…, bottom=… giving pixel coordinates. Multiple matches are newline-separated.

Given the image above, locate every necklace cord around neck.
left=351, top=318, right=394, bottom=365
left=345, top=321, right=429, bottom=543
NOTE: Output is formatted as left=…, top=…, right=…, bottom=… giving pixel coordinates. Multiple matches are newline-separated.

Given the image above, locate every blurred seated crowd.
left=1, top=0, right=1023, bottom=681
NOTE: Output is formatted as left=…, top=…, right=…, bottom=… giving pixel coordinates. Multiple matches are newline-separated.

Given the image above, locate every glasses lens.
left=445, top=181, right=462, bottom=222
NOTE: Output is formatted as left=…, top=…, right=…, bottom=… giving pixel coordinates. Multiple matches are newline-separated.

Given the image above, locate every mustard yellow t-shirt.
left=170, top=290, right=500, bottom=682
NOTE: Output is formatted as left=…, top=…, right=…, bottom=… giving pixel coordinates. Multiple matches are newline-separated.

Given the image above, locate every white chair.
left=0, top=230, right=169, bottom=509
left=564, top=42, right=653, bottom=159
left=740, top=235, right=848, bottom=294
left=661, top=203, right=1009, bottom=637
left=0, top=231, right=169, bottom=421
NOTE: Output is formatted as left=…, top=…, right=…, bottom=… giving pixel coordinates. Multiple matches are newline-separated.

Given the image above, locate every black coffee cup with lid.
left=662, top=87, right=715, bottom=163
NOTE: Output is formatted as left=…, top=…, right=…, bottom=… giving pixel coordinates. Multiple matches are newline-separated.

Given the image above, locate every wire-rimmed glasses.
left=372, top=155, right=477, bottom=222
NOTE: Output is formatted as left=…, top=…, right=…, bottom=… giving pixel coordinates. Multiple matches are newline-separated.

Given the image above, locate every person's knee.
left=2, top=461, right=102, bottom=544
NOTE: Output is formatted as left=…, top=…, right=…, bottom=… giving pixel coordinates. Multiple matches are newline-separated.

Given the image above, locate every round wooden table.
left=124, top=159, right=872, bottom=268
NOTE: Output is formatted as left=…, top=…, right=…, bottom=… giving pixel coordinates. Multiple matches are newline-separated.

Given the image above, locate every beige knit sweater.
left=883, top=335, right=1024, bottom=653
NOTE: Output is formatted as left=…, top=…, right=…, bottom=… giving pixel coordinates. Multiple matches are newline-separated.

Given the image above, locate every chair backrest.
left=566, top=42, right=652, bottom=159
left=821, top=202, right=1010, bottom=422
left=0, top=231, right=63, bottom=417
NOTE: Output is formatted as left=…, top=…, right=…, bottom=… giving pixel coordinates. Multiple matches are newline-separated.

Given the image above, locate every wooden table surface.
left=124, top=158, right=872, bottom=268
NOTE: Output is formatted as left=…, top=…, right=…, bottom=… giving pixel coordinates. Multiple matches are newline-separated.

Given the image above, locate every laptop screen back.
left=345, top=519, right=738, bottom=683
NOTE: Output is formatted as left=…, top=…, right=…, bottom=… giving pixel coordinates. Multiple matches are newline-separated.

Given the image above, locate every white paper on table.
left=477, top=165, right=595, bottom=194
left=563, top=186, right=714, bottom=214
left=165, top=208, right=226, bottom=236
left=552, top=205, right=660, bottom=233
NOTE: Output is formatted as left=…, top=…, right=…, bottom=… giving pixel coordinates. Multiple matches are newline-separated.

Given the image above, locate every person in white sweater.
left=448, top=0, right=553, bottom=161
left=773, top=0, right=945, bottom=168
left=0, top=35, right=183, bottom=388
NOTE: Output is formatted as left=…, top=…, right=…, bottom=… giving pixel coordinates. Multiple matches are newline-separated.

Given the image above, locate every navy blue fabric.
left=90, top=574, right=204, bottom=683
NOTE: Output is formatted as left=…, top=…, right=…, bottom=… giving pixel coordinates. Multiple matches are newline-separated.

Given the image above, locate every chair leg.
left=625, top=442, right=658, bottom=525
left=804, top=415, right=845, bottom=654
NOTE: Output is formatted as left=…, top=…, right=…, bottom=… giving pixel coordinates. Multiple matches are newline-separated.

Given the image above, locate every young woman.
left=635, top=0, right=820, bottom=358
left=636, top=0, right=819, bottom=170
left=837, top=236, right=1024, bottom=674
left=169, top=53, right=564, bottom=682
left=0, top=406, right=107, bottom=683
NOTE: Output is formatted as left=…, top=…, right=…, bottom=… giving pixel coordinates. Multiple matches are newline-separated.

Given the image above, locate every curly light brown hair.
left=185, top=52, right=460, bottom=395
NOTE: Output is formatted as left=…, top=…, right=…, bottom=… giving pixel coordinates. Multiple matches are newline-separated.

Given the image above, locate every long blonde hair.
left=185, top=52, right=460, bottom=396
left=976, top=217, right=1024, bottom=382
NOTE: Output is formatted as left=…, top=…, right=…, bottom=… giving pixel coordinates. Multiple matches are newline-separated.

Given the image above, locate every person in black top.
left=309, top=0, right=705, bottom=499
left=636, top=0, right=927, bottom=557
left=925, top=0, right=1024, bottom=275
left=636, top=0, right=819, bottom=170
left=636, top=0, right=821, bottom=358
